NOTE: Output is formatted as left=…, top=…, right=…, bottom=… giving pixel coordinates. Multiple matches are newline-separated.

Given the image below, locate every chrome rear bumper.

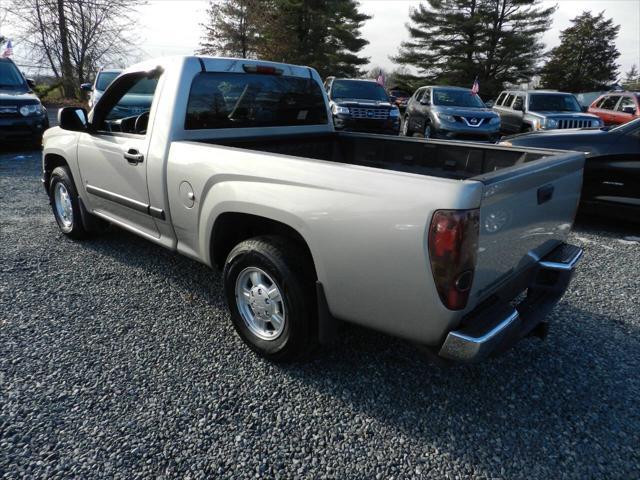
left=439, top=243, right=583, bottom=363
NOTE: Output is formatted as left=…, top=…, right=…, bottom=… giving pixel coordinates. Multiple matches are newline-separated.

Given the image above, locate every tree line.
left=4, top=0, right=632, bottom=100
left=198, top=0, right=627, bottom=99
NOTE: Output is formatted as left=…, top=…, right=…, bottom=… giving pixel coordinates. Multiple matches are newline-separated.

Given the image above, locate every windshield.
left=185, top=72, right=328, bottom=130
left=528, top=94, right=581, bottom=112
left=433, top=89, right=485, bottom=108
left=0, top=61, right=26, bottom=89
left=331, top=80, right=388, bottom=102
left=95, top=71, right=120, bottom=91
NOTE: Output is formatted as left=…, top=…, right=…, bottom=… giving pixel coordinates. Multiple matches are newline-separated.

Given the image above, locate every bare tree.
left=9, top=0, right=144, bottom=97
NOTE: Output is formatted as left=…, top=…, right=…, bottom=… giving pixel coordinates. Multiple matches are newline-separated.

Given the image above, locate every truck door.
left=77, top=70, right=162, bottom=238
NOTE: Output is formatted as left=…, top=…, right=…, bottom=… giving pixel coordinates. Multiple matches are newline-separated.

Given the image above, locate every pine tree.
left=198, top=0, right=264, bottom=58
left=625, top=65, right=639, bottom=84
left=393, top=0, right=555, bottom=98
left=540, top=11, right=620, bottom=92
left=260, top=0, right=370, bottom=78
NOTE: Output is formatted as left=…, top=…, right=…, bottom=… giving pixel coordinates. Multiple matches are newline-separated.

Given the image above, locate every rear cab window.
left=185, top=72, right=328, bottom=130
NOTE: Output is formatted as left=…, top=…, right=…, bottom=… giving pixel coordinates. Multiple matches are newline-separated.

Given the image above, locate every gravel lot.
left=1, top=147, right=639, bottom=479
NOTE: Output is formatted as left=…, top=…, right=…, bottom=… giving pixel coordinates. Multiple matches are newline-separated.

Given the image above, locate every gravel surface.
left=1, top=149, right=639, bottom=479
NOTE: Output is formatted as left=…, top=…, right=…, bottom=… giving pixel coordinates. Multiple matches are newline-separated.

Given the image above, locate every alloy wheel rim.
left=54, top=183, right=73, bottom=229
left=235, top=267, right=286, bottom=341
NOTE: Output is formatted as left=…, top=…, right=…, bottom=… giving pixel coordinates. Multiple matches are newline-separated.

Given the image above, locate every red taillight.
left=428, top=209, right=480, bottom=310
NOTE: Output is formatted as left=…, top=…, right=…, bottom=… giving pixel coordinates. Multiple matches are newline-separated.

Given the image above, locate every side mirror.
left=581, top=106, right=589, bottom=113
left=58, top=107, right=88, bottom=132
left=485, top=100, right=495, bottom=108
left=420, top=99, right=430, bottom=106
left=26, top=78, right=36, bottom=89
left=388, top=95, right=397, bottom=104
left=622, top=106, right=636, bottom=115
left=80, top=83, right=93, bottom=92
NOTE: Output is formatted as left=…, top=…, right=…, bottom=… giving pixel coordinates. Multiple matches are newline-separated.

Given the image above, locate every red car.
left=588, top=92, right=640, bottom=126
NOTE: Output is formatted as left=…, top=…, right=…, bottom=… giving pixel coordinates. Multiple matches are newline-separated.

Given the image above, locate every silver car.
left=402, top=86, right=501, bottom=141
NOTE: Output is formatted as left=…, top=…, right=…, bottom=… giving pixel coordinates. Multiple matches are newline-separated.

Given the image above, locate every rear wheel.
left=48, top=166, right=88, bottom=239
left=223, top=236, right=316, bottom=361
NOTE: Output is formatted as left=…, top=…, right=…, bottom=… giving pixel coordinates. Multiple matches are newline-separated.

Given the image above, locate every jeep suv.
left=402, top=85, right=501, bottom=141
left=493, top=90, right=602, bottom=133
left=0, top=57, right=49, bottom=146
left=324, top=77, right=400, bottom=135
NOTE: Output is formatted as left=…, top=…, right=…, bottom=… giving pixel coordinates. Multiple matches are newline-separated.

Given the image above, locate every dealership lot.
left=1, top=149, right=639, bottom=479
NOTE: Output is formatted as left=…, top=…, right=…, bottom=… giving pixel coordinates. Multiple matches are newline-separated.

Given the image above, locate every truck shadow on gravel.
left=79, top=225, right=638, bottom=477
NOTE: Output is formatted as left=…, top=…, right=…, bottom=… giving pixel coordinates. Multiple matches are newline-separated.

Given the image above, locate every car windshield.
left=0, top=61, right=26, bottom=89
left=433, top=89, right=485, bottom=108
left=331, top=80, right=388, bottom=102
left=528, top=94, right=581, bottom=112
left=95, top=71, right=120, bottom=91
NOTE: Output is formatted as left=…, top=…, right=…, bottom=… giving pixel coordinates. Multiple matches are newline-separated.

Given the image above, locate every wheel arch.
left=209, top=212, right=319, bottom=281
left=43, top=153, right=74, bottom=191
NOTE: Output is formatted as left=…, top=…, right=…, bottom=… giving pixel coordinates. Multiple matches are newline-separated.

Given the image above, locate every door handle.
left=124, top=149, right=144, bottom=164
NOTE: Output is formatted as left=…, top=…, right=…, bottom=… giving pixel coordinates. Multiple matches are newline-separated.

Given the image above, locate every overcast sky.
left=137, top=0, right=640, bottom=78
left=6, top=0, right=640, bottom=78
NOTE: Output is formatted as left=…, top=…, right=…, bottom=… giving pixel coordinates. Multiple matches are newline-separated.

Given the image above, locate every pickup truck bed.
left=212, top=132, right=549, bottom=180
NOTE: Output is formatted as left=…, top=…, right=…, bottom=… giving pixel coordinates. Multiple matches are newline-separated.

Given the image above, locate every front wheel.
left=223, top=236, right=316, bottom=361
left=401, top=116, right=411, bottom=136
left=49, top=166, right=88, bottom=239
left=424, top=122, right=433, bottom=139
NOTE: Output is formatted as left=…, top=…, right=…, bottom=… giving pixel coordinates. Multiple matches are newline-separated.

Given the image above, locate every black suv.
left=0, top=57, right=49, bottom=146
left=324, top=77, right=400, bottom=135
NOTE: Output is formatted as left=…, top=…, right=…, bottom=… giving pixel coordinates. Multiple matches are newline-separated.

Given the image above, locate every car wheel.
left=223, top=235, right=317, bottom=361
left=424, top=122, right=433, bottom=139
left=401, top=116, right=411, bottom=136
left=49, top=166, right=88, bottom=239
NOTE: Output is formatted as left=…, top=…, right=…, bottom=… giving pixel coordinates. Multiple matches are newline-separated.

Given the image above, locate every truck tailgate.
left=468, top=152, right=585, bottom=306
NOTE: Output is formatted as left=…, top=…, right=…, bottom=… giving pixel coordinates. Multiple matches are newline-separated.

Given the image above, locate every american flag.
left=376, top=71, right=385, bottom=87
left=2, top=40, right=13, bottom=58
left=471, top=76, right=479, bottom=95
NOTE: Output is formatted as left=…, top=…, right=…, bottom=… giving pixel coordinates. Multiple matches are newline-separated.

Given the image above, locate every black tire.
left=48, top=166, right=88, bottom=239
left=424, top=121, right=433, bottom=139
left=401, top=115, right=412, bottom=136
left=223, top=235, right=317, bottom=361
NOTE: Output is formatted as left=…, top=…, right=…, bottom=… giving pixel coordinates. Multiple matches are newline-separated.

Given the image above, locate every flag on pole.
left=2, top=40, right=13, bottom=58
left=471, top=76, right=479, bottom=95
left=376, top=71, right=385, bottom=87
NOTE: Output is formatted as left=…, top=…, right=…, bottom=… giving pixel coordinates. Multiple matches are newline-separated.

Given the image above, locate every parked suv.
left=80, top=68, right=121, bottom=109
left=325, top=77, right=400, bottom=135
left=402, top=86, right=500, bottom=141
left=588, top=92, right=640, bottom=126
left=493, top=90, right=602, bottom=134
left=0, top=57, right=49, bottom=146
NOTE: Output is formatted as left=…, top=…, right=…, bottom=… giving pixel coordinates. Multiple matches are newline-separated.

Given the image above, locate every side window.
left=512, top=95, right=524, bottom=111
left=98, top=75, right=158, bottom=135
left=496, top=92, right=506, bottom=106
left=422, top=89, right=431, bottom=104
left=594, top=97, right=606, bottom=108
left=413, top=88, right=425, bottom=101
left=617, top=96, right=636, bottom=112
left=600, top=95, right=621, bottom=111
left=504, top=94, right=515, bottom=108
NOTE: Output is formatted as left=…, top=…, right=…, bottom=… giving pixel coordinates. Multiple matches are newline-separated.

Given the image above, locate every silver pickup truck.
left=42, top=56, right=584, bottom=363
